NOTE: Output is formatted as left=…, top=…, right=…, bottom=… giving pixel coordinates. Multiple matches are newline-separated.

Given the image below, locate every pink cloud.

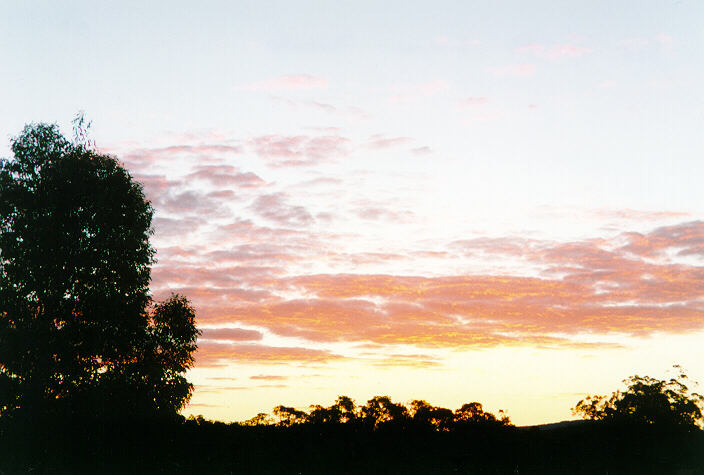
left=156, top=190, right=232, bottom=217
left=179, top=221, right=704, bottom=350
left=434, top=35, right=450, bottom=45
left=134, top=173, right=184, bottom=203
left=355, top=206, right=414, bottom=222
left=334, top=252, right=408, bottom=266
left=459, top=97, right=488, bottom=107
left=619, top=37, right=651, bottom=48
left=249, top=134, right=350, bottom=167
left=411, top=146, right=431, bottom=155
left=132, top=173, right=178, bottom=196
left=620, top=221, right=704, bottom=257
left=150, top=275, right=272, bottom=301
left=367, top=135, right=414, bottom=149
left=388, top=80, right=449, bottom=103
left=619, top=34, right=673, bottom=49
left=152, top=216, right=207, bottom=238
left=654, top=33, right=673, bottom=45
left=121, top=144, right=242, bottom=171
left=202, top=244, right=309, bottom=264
left=345, top=106, right=371, bottom=121
left=517, top=43, right=592, bottom=60
left=201, top=328, right=264, bottom=341
left=195, top=342, right=344, bottom=367
left=186, top=165, right=266, bottom=188
left=249, top=192, right=315, bottom=227
left=217, top=218, right=316, bottom=243
left=270, top=97, right=370, bottom=121
left=415, top=80, right=449, bottom=95
left=292, top=177, right=344, bottom=188
left=451, top=236, right=539, bottom=257
left=238, top=74, right=328, bottom=91
left=588, top=208, right=689, bottom=222
left=433, top=36, right=481, bottom=47
left=488, top=64, right=536, bottom=77
left=307, top=100, right=336, bottom=113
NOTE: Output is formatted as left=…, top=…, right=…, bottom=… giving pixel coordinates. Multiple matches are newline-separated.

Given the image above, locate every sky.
left=2, top=1, right=704, bottom=426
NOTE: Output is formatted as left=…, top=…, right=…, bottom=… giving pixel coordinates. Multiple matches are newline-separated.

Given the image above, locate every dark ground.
left=1, top=415, right=703, bottom=474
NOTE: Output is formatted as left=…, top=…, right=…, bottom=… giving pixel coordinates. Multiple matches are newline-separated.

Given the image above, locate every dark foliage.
left=1, top=408, right=703, bottom=474
left=0, top=122, right=199, bottom=419
left=252, top=394, right=512, bottom=434
left=574, top=366, right=704, bottom=429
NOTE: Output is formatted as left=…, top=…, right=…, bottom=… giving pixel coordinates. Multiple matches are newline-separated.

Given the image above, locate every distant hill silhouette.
left=518, top=419, right=594, bottom=431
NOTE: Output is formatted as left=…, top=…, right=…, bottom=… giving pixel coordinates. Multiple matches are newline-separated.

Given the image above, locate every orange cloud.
left=621, top=221, right=704, bottom=257
left=195, top=342, right=345, bottom=367
left=178, top=222, right=704, bottom=351
left=370, top=355, right=444, bottom=369
left=587, top=208, right=689, bottom=222
left=146, top=217, right=704, bottom=358
left=201, top=328, right=264, bottom=341
left=249, top=375, right=288, bottom=380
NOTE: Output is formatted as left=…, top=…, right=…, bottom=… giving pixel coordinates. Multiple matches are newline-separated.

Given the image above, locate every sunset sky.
left=2, top=1, right=704, bottom=425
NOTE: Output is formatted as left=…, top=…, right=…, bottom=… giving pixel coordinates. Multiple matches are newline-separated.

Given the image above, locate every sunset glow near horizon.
left=2, top=1, right=704, bottom=426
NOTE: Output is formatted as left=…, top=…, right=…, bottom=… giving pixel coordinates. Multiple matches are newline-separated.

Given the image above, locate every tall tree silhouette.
left=0, top=122, right=199, bottom=418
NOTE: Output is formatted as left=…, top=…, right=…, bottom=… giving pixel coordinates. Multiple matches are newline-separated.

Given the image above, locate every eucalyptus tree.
left=0, top=122, right=199, bottom=417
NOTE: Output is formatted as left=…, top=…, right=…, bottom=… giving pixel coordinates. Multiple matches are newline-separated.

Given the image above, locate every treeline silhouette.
left=2, top=391, right=704, bottom=474
left=246, top=396, right=511, bottom=430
